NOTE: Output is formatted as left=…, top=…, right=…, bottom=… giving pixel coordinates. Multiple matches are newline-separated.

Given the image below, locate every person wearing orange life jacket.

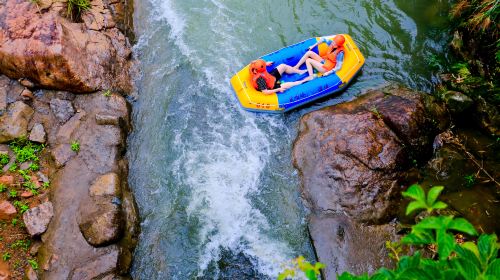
left=292, top=35, right=346, bottom=81
left=249, top=59, right=307, bottom=94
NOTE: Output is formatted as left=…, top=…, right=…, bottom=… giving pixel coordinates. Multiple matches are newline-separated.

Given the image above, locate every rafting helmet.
left=333, top=35, right=345, bottom=47
left=249, top=59, right=267, bottom=74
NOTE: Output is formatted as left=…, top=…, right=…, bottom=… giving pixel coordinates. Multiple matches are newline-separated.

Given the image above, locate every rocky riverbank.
left=293, top=85, right=450, bottom=279
left=0, top=0, right=138, bottom=279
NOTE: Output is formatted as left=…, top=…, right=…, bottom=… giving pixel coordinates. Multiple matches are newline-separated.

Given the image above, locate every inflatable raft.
left=230, top=34, right=365, bottom=113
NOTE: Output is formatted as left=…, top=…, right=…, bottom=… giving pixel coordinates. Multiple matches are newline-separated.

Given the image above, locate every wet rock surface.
left=293, top=85, right=448, bottom=278
left=0, top=0, right=133, bottom=93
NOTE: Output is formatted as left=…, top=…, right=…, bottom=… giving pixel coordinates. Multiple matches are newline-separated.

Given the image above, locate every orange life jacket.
left=249, top=60, right=277, bottom=90
left=322, top=45, right=345, bottom=71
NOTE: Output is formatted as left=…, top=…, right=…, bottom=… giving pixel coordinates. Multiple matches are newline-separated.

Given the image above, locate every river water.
left=128, top=0, right=452, bottom=279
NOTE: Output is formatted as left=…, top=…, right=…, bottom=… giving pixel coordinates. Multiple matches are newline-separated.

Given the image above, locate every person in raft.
left=293, top=34, right=346, bottom=81
left=249, top=59, right=307, bottom=94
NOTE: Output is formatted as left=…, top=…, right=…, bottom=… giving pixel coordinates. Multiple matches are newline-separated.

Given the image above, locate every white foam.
left=151, top=0, right=295, bottom=277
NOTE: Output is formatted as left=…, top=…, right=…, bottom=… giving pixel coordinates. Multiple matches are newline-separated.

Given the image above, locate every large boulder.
left=0, top=101, right=34, bottom=143
left=0, top=0, right=133, bottom=93
left=293, top=85, right=448, bottom=279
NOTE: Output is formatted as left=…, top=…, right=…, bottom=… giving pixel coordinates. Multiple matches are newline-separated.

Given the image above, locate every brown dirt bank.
left=0, top=0, right=139, bottom=279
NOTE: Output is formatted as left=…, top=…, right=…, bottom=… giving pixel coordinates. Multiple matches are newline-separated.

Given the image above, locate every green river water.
left=128, top=0, right=453, bottom=279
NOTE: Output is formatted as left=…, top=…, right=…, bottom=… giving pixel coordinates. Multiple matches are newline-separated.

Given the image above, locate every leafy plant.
left=278, top=256, right=324, bottom=280
left=29, top=163, right=39, bottom=171
left=71, top=141, right=80, bottom=153
left=338, top=184, right=500, bottom=280
left=9, top=163, right=18, bottom=172
left=464, top=174, right=476, bottom=187
left=9, top=137, right=42, bottom=163
left=9, top=190, right=17, bottom=198
left=67, top=0, right=91, bottom=21
left=0, top=184, right=6, bottom=193
left=11, top=239, right=30, bottom=251
left=0, top=154, right=9, bottom=166
left=28, top=259, right=39, bottom=270
left=11, top=218, right=18, bottom=226
left=23, top=180, right=39, bottom=196
left=2, top=252, right=11, bottom=261
left=402, top=184, right=448, bottom=215
left=42, top=182, right=50, bottom=189
left=13, top=201, right=29, bottom=214
left=102, top=89, right=112, bottom=97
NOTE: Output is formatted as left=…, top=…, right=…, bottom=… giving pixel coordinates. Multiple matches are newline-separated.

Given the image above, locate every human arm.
left=324, top=51, right=344, bottom=76
left=261, top=87, right=285, bottom=94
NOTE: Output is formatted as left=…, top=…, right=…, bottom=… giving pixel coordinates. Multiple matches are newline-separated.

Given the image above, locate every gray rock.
left=29, top=123, right=46, bottom=143
left=95, top=114, right=121, bottom=126
left=309, top=213, right=397, bottom=279
left=56, top=111, right=85, bottom=143
left=0, top=101, right=34, bottom=143
left=70, top=247, right=119, bottom=280
left=23, top=201, right=54, bottom=236
left=51, top=144, right=75, bottom=168
left=50, top=99, right=75, bottom=123
left=78, top=203, right=123, bottom=247
left=37, top=172, right=49, bottom=184
left=443, top=91, right=473, bottom=114
left=90, top=173, right=121, bottom=197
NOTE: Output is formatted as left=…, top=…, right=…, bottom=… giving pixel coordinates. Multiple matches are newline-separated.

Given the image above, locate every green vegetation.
left=464, top=174, right=476, bottom=187
left=28, top=259, right=39, bottom=270
left=11, top=239, right=30, bottom=251
left=278, top=256, right=324, bottom=280
left=71, top=140, right=80, bottom=153
left=67, top=0, right=91, bottom=21
left=452, top=0, right=499, bottom=37
left=0, top=154, right=9, bottom=167
left=8, top=163, right=17, bottom=172
left=0, top=184, right=6, bottom=193
left=9, top=137, right=43, bottom=164
left=8, top=190, right=17, bottom=198
left=2, top=252, right=11, bottom=261
left=337, top=184, right=500, bottom=280
left=11, top=218, right=18, bottom=227
left=13, top=201, right=29, bottom=214
left=29, top=162, right=39, bottom=171
left=103, top=89, right=112, bottom=97
left=370, top=106, right=383, bottom=119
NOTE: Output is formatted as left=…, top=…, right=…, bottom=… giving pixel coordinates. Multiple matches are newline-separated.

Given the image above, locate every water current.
left=128, top=0, right=452, bottom=279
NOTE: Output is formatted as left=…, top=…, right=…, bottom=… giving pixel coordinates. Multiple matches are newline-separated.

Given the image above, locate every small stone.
left=49, top=99, right=75, bottom=123
left=19, top=78, right=35, bottom=89
left=89, top=173, right=121, bottom=197
left=95, top=114, right=120, bottom=126
left=51, top=144, right=74, bottom=168
left=29, top=123, right=46, bottom=143
left=20, top=78, right=35, bottom=89
left=23, top=202, right=54, bottom=236
left=0, top=200, right=17, bottom=220
left=20, top=161, right=32, bottom=170
left=21, top=191, right=34, bottom=198
left=21, top=88, right=34, bottom=101
left=56, top=111, right=85, bottom=143
left=37, top=172, right=49, bottom=184
left=0, top=101, right=34, bottom=143
left=0, top=175, right=14, bottom=186
left=79, top=203, right=122, bottom=247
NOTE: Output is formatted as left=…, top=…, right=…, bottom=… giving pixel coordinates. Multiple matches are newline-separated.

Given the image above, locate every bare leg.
left=293, top=51, right=323, bottom=69
left=276, top=64, right=307, bottom=75
left=301, top=59, right=327, bottom=82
